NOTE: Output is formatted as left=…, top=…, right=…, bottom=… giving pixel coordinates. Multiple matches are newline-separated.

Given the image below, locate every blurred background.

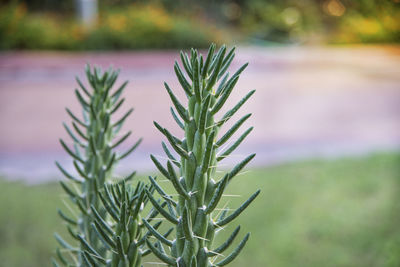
left=0, top=0, right=400, bottom=266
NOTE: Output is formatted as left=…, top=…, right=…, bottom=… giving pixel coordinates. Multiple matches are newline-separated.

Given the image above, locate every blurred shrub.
left=228, top=0, right=400, bottom=44
left=1, top=0, right=399, bottom=49
left=86, top=5, right=224, bottom=49
left=0, top=3, right=224, bottom=50
left=330, top=1, right=400, bottom=44
left=238, top=1, right=321, bottom=43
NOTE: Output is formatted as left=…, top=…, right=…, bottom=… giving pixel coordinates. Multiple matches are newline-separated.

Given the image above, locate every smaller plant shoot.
left=54, top=65, right=168, bottom=267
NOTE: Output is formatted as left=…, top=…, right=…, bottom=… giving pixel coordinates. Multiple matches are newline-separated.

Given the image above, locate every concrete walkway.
left=1, top=46, right=399, bottom=183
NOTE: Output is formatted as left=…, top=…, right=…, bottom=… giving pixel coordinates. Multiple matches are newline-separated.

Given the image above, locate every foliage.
left=1, top=153, right=400, bottom=266
left=0, top=3, right=224, bottom=50
left=1, top=0, right=399, bottom=50
left=236, top=0, right=400, bottom=43
left=145, top=44, right=259, bottom=266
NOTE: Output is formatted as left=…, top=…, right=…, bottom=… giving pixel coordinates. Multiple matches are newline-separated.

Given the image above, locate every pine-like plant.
left=146, top=44, right=260, bottom=266
left=53, top=65, right=157, bottom=266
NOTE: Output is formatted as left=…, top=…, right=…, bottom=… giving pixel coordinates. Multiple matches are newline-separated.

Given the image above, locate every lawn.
left=1, top=152, right=399, bottom=266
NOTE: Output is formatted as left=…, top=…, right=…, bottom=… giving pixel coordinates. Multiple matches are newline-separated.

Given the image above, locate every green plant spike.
left=147, top=45, right=260, bottom=266
left=55, top=65, right=150, bottom=266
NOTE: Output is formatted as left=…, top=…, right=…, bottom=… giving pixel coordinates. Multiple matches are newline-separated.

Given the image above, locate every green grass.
left=1, top=152, right=400, bottom=266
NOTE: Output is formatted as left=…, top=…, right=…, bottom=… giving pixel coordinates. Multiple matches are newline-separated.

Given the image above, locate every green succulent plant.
left=146, top=44, right=260, bottom=266
left=53, top=65, right=156, bottom=266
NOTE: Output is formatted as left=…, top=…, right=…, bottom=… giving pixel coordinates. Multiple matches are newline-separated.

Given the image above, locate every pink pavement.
left=1, top=46, right=399, bottom=182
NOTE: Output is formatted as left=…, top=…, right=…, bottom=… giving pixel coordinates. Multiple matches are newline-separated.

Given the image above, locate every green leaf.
left=85, top=64, right=97, bottom=89
left=199, top=94, right=211, bottom=134
left=99, top=191, right=119, bottom=221
left=75, top=76, right=91, bottom=97
left=170, top=107, right=185, bottom=130
left=148, top=176, right=176, bottom=205
left=67, top=225, right=79, bottom=240
left=56, top=248, right=68, bottom=265
left=181, top=207, right=193, bottom=241
left=202, top=43, right=216, bottom=78
left=111, top=98, right=125, bottom=114
left=163, top=227, right=174, bottom=239
left=215, top=72, right=229, bottom=97
left=219, top=90, right=255, bottom=127
left=218, top=63, right=248, bottom=100
left=109, top=184, right=121, bottom=208
left=150, top=155, right=171, bottom=180
left=217, top=190, right=260, bottom=227
left=75, top=197, right=88, bottom=215
left=218, top=47, right=236, bottom=80
left=162, top=142, right=180, bottom=168
left=78, top=235, right=106, bottom=264
left=132, top=187, right=146, bottom=219
left=55, top=161, right=83, bottom=183
left=146, top=239, right=177, bottom=266
left=201, top=131, right=215, bottom=173
left=214, top=233, right=250, bottom=266
left=66, top=108, right=87, bottom=128
left=217, top=127, right=253, bottom=161
left=154, top=121, right=182, bottom=145
left=90, top=204, right=114, bottom=235
left=59, top=181, right=78, bottom=199
left=215, top=114, right=251, bottom=147
left=137, top=221, right=163, bottom=247
left=111, top=80, right=129, bottom=103
left=54, top=233, right=76, bottom=251
left=88, top=137, right=97, bottom=156
left=120, top=202, right=127, bottom=230
left=142, top=219, right=173, bottom=247
left=91, top=222, right=116, bottom=250
left=217, top=209, right=228, bottom=222
left=211, top=76, right=239, bottom=115
left=167, top=161, right=189, bottom=200
left=227, top=63, right=248, bottom=87
left=192, top=54, right=201, bottom=101
left=72, top=160, right=90, bottom=180
left=82, top=251, right=95, bottom=267
left=57, top=209, right=77, bottom=225
left=121, top=170, right=136, bottom=183
left=174, top=61, right=192, bottom=97
left=228, top=154, right=256, bottom=182
left=180, top=51, right=193, bottom=80
left=207, top=226, right=240, bottom=256
left=163, top=128, right=189, bottom=159
left=113, top=108, right=133, bottom=128
left=75, top=89, right=90, bottom=110
left=145, top=189, right=178, bottom=224
left=104, top=153, right=116, bottom=173
left=72, top=122, right=88, bottom=140
left=105, top=70, right=120, bottom=91
left=63, top=123, right=85, bottom=147
left=206, top=45, right=226, bottom=91
left=205, top=175, right=228, bottom=214
left=118, top=138, right=142, bottom=160
left=59, top=139, right=84, bottom=163
left=164, top=82, right=189, bottom=123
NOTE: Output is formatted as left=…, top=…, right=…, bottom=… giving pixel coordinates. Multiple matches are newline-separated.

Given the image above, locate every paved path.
left=1, top=46, right=400, bottom=183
